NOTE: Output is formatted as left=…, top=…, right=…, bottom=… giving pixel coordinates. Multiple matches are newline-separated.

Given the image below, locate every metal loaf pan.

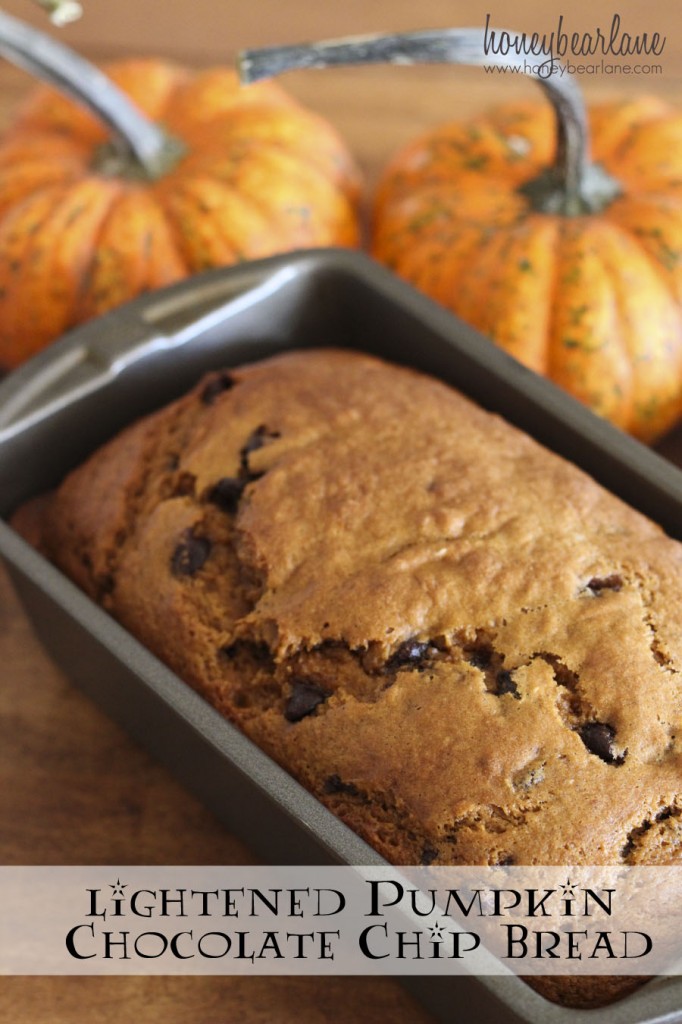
left=1, top=249, right=681, bottom=1024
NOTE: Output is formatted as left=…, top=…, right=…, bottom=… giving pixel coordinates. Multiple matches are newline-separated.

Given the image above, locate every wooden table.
left=2, top=3, right=682, bottom=1020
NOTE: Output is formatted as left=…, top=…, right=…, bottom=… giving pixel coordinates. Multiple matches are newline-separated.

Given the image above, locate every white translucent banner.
left=2, top=865, right=681, bottom=976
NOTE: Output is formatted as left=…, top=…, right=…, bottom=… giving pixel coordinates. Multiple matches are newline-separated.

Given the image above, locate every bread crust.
left=14, top=349, right=682, bottom=1007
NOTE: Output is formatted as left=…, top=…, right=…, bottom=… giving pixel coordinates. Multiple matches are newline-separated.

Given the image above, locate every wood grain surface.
left=2, top=1, right=682, bottom=1020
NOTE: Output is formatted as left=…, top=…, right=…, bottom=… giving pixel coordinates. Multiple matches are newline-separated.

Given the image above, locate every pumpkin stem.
left=239, top=27, right=621, bottom=216
left=0, top=9, right=183, bottom=179
left=30, top=0, right=82, bottom=27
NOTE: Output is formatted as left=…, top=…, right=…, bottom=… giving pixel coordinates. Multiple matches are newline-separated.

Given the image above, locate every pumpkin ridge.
left=539, top=218, right=564, bottom=383
left=605, top=193, right=682, bottom=307
left=372, top=181, right=524, bottom=266
left=604, top=109, right=682, bottom=181
left=175, top=148, right=291, bottom=229
left=375, top=131, right=540, bottom=212
left=162, top=68, right=296, bottom=137
left=198, top=109, right=362, bottom=202
left=594, top=217, right=682, bottom=438
left=246, top=143, right=358, bottom=239
left=152, top=174, right=249, bottom=269
left=460, top=218, right=551, bottom=374
left=188, top=143, right=358, bottom=247
left=589, top=98, right=673, bottom=168
left=182, top=169, right=290, bottom=252
left=138, top=189, right=193, bottom=279
left=76, top=188, right=189, bottom=320
left=0, top=158, right=84, bottom=222
left=0, top=130, right=91, bottom=167
left=604, top=210, right=682, bottom=311
left=596, top=220, right=682, bottom=437
left=27, top=178, right=123, bottom=333
left=0, top=178, right=121, bottom=366
left=448, top=221, right=514, bottom=334
left=141, top=192, right=193, bottom=284
left=403, top=227, right=486, bottom=304
left=175, top=101, right=358, bottom=199
left=548, top=219, right=634, bottom=430
left=484, top=215, right=560, bottom=376
left=211, top=171, right=299, bottom=248
left=14, top=84, right=108, bottom=147
left=0, top=182, right=74, bottom=355
left=146, top=192, right=201, bottom=272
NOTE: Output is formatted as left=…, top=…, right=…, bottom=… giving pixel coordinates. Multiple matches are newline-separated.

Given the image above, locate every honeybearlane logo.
left=2, top=866, right=682, bottom=976
left=483, top=13, right=666, bottom=77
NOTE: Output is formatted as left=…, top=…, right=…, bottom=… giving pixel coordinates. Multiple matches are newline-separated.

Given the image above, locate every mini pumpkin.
left=242, top=28, right=682, bottom=442
left=373, top=94, right=682, bottom=443
left=0, top=14, right=360, bottom=368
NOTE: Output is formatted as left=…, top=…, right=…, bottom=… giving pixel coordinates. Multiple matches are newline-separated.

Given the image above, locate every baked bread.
left=12, top=349, right=682, bottom=1005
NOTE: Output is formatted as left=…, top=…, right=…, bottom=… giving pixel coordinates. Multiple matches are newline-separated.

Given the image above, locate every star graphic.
left=560, top=878, right=577, bottom=898
left=428, top=922, right=446, bottom=943
left=110, top=878, right=127, bottom=898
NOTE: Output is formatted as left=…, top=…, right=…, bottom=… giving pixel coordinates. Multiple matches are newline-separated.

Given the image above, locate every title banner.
left=3, top=865, right=681, bottom=976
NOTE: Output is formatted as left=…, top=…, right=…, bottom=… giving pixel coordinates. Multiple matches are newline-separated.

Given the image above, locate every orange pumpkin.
left=373, top=95, right=682, bottom=442
left=240, top=27, right=682, bottom=442
left=0, top=54, right=360, bottom=368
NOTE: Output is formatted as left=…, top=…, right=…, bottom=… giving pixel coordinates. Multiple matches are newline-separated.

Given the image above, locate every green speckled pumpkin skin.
left=373, top=97, right=682, bottom=442
left=0, top=59, right=361, bottom=370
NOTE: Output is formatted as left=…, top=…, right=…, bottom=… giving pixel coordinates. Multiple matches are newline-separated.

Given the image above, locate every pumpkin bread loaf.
left=12, top=349, right=682, bottom=1004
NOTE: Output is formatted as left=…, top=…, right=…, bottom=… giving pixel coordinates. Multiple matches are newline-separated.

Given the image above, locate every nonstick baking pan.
left=1, top=249, right=681, bottom=1024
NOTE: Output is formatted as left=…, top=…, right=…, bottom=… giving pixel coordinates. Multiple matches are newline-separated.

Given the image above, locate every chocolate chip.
left=324, top=774, right=360, bottom=797
left=387, top=639, right=432, bottom=671
left=200, top=372, right=235, bottom=405
left=97, top=573, right=115, bottom=597
left=240, top=425, right=280, bottom=474
left=420, top=846, right=438, bottom=866
left=220, top=640, right=273, bottom=666
left=579, top=722, right=625, bottom=764
left=208, top=476, right=246, bottom=514
left=495, top=854, right=515, bottom=866
left=465, top=640, right=519, bottom=697
left=284, top=681, right=329, bottom=722
left=495, top=670, right=520, bottom=699
left=587, top=574, right=623, bottom=595
left=466, top=647, right=492, bottom=670
left=171, top=529, right=212, bottom=577
left=172, top=471, right=196, bottom=497
left=621, top=835, right=636, bottom=861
